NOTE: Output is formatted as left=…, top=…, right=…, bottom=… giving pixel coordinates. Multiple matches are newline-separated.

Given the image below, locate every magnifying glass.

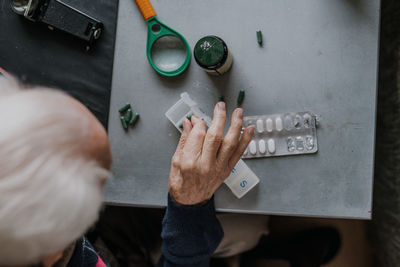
left=134, top=0, right=191, bottom=77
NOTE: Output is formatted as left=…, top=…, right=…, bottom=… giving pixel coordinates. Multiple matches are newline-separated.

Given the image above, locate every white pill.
left=258, top=139, right=266, bottom=154
left=266, top=118, right=273, bottom=132
left=249, top=140, right=257, bottom=155
left=256, top=119, right=264, bottom=133
left=275, top=117, right=283, bottom=131
left=268, top=139, right=276, bottom=154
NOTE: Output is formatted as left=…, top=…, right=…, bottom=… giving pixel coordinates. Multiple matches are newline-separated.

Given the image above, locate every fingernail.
left=237, top=108, right=243, bottom=119
left=218, top=102, right=226, bottom=110
left=183, top=118, right=188, bottom=127
left=248, top=126, right=255, bottom=135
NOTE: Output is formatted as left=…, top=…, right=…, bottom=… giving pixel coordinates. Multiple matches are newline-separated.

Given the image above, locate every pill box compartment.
left=165, top=92, right=212, bottom=133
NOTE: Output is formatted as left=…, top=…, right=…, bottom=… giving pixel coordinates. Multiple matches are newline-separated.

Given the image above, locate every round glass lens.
left=151, top=35, right=187, bottom=72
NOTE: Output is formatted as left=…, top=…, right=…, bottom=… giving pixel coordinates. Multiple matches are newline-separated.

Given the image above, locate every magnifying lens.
left=134, top=0, right=191, bottom=77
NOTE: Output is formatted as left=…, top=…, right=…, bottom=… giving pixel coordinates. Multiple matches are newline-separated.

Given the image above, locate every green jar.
left=194, top=36, right=233, bottom=76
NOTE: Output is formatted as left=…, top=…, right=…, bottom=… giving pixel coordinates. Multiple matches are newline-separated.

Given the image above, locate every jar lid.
left=194, top=36, right=225, bottom=68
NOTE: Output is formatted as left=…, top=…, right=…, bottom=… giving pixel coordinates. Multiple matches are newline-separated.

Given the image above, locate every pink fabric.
left=95, top=256, right=106, bottom=267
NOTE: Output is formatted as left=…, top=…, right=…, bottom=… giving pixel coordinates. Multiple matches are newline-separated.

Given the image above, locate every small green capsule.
left=218, top=96, right=225, bottom=102
left=186, top=114, right=192, bottom=120
left=237, top=90, right=245, bottom=105
left=120, top=116, right=128, bottom=130
left=179, top=123, right=183, bottom=130
left=256, top=30, right=263, bottom=45
left=125, top=109, right=133, bottom=122
left=118, top=103, right=131, bottom=113
left=129, top=113, right=140, bottom=126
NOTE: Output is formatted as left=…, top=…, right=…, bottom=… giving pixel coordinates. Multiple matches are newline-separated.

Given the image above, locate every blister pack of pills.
left=242, top=112, right=318, bottom=158
left=166, top=92, right=260, bottom=199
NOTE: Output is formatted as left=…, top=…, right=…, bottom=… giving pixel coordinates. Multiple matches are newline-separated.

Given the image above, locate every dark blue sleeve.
left=67, top=236, right=101, bottom=267
left=157, top=194, right=224, bottom=267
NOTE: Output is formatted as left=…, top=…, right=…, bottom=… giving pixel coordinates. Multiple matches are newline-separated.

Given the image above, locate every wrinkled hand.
left=168, top=102, right=255, bottom=205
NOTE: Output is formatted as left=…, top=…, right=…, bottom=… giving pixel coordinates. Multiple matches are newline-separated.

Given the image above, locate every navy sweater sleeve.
left=157, top=194, right=224, bottom=267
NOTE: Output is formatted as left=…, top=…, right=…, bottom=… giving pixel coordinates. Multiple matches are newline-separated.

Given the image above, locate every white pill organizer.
left=242, top=112, right=318, bottom=158
left=165, top=92, right=260, bottom=199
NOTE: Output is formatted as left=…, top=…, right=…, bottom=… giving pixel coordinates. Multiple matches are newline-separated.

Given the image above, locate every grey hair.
left=0, top=77, right=109, bottom=265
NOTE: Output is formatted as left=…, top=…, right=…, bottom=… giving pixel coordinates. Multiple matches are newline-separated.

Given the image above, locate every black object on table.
left=0, top=0, right=119, bottom=127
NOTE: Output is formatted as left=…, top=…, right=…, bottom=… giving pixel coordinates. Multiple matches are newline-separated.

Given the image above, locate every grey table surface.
left=104, top=0, right=380, bottom=219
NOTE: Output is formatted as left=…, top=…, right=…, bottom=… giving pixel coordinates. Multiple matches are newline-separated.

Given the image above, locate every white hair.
left=0, top=77, right=110, bottom=265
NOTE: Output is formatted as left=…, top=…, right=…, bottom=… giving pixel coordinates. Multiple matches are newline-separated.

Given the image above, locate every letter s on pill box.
left=242, top=112, right=318, bottom=159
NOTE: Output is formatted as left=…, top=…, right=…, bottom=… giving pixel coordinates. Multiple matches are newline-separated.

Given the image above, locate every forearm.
left=157, top=194, right=223, bottom=267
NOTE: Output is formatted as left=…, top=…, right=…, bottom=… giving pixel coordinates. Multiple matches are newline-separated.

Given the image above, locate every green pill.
left=218, top=96, right=225, bottom=102
left=179, top=123, right=183, bottom=130
left=256, top=30, right=263, bottom=45
left=237, top=90, right=245, bottom=105
left=129, top=113, right=140, bottom=126
left=125, top=109, right=133, bottom=122
left=186, top=114, right=192, bottom=120
left=120, top=116, right=128, bottom=130
left=118, top=103, right=131, bottom=113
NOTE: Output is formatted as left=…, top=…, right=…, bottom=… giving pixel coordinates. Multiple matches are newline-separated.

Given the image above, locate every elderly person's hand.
left=168, top=102, right=255, bottom=205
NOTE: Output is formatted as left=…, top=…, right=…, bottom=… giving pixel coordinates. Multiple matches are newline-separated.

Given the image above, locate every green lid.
left=194, top=36, right=225, bottom=67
